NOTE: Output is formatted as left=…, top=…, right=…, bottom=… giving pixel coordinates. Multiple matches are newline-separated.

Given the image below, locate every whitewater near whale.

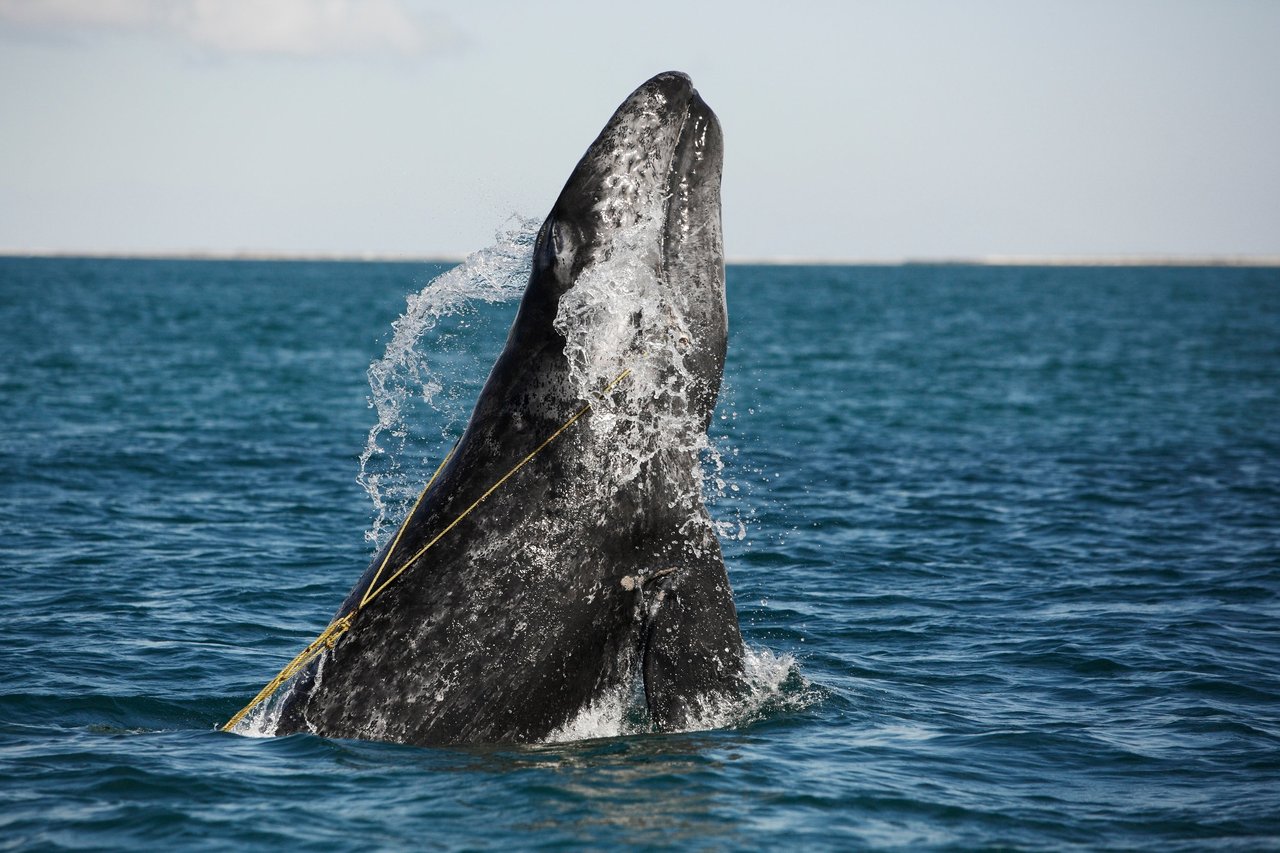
left=234, top=71, right=744, bottom=745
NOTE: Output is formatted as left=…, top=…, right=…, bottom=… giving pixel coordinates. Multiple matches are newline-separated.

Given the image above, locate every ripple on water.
left=2, top=260, right=1279, bottom=849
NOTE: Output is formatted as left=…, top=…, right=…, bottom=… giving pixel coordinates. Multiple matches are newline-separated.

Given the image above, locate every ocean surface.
left=1, top=256, right=1278, bottom=850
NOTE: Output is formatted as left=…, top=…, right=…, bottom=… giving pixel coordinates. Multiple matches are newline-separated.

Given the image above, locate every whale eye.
left=535, top=217, right=560, bottom=270
left=534, top=215, right=563, bottom=271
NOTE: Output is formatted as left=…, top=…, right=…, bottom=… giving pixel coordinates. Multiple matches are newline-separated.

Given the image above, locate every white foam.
left=225, top=660, right=314, bottom=739
left=542, top=680, right=645, bottom=744
left=542, top=646, right=807, bottom=744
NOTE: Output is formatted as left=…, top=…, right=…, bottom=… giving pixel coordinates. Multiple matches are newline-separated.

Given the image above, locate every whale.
left=268, top=71, right=744, bottom=745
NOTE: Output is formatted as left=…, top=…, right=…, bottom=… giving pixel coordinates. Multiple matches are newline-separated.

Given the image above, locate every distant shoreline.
left=2, top=249, right=1279, bottom=268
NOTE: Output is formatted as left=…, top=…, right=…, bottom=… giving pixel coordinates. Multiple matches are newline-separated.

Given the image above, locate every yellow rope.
left=358, top=444, right=455, bottom=609
left=221, top=614, right=353, bottom=732
left=363, top=368, right=631, bottom=605
left=220, top=368, right=631, bottom=733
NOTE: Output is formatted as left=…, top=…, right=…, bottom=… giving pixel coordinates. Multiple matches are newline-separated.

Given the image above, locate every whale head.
left=528, top=71, right=727, bottom=437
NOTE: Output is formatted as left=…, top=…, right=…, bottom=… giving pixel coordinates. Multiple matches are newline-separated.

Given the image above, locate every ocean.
left=1, top=257, right=1277, bottom=850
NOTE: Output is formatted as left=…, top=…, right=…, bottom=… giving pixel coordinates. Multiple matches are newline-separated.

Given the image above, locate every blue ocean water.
left=1, top=257, right=1278, bottom=850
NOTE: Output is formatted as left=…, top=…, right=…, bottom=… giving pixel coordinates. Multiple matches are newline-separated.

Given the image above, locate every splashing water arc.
left=359, top=217, right=741, bottom=548
left=358, top=217, right=540, bottom=546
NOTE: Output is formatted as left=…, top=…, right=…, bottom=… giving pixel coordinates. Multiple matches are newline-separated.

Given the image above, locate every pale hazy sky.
left=1, top=0, right=1278, bottom=260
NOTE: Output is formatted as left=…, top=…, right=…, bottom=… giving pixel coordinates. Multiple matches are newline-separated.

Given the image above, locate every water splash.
left=553, top=219, right=715, bottom=504
left=543, top=646, right=810, bottom=744
left=227, top=672, right=306, bottom=739
left=358, top=216, right=540, bottom=545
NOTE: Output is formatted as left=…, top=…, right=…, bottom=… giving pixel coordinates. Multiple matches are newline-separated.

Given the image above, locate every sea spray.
left=358, top=217, right=540, bottom=546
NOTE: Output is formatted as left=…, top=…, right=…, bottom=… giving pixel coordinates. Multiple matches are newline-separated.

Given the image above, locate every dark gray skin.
left=273, top=71, right=744, bottom=746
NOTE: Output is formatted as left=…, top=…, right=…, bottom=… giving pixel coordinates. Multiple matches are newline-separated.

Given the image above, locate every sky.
left=1, top=0, right=1278, bottom=261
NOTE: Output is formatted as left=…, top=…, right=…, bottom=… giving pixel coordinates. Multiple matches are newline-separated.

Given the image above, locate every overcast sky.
left=1, top=0, right=1278, bottom=260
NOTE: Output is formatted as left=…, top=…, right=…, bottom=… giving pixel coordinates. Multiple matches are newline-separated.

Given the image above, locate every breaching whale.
left=252, top=71, right=743, bottom=745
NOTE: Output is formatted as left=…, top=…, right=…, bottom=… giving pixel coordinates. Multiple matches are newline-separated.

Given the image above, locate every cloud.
left=0, top=0, right=452, bottom=58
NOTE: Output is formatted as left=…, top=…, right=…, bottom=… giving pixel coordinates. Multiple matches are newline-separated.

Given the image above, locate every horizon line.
left=2, top=248, right=1280, bottom=268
